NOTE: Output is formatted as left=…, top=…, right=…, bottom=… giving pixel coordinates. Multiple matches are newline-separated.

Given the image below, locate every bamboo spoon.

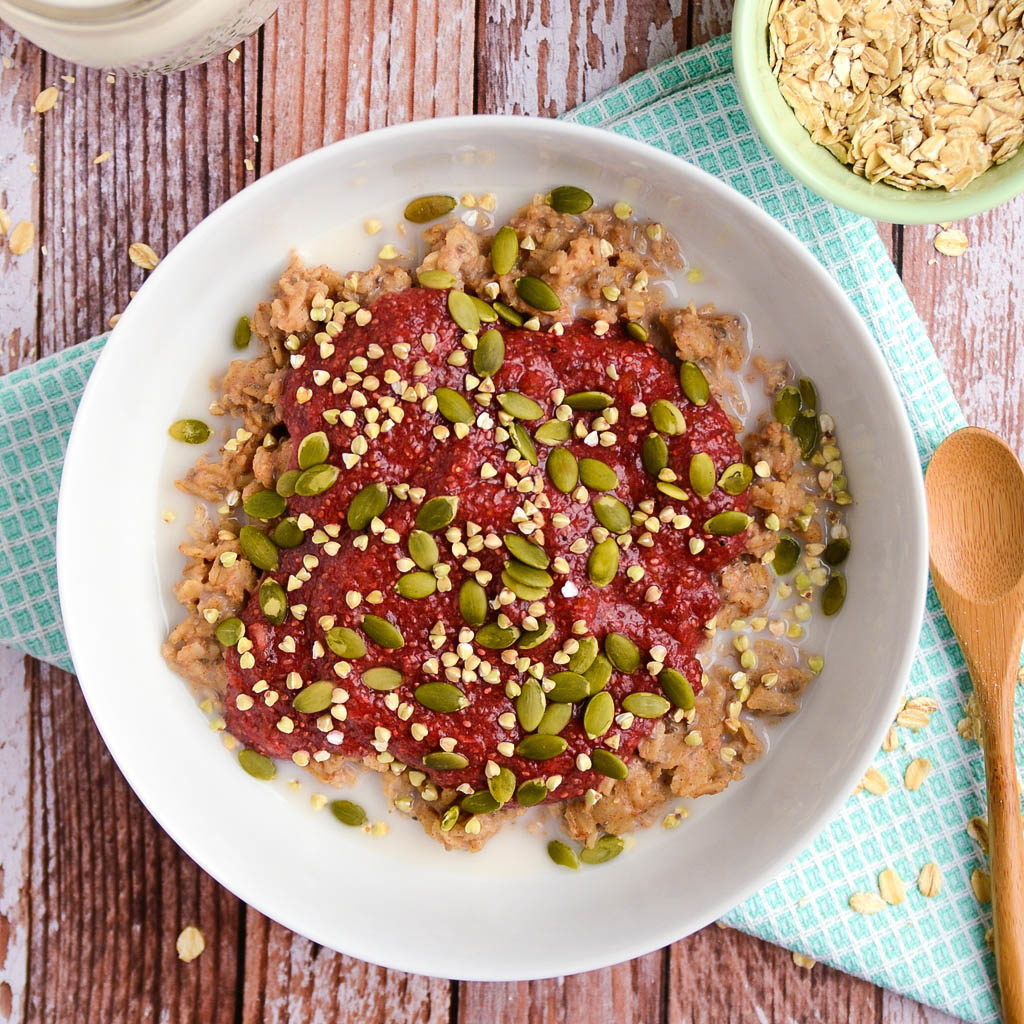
left=926, top=426, right=1024, bottom=1024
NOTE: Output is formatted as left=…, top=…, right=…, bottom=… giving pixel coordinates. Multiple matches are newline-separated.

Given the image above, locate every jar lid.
left=2, top=0, right=167, bottom=22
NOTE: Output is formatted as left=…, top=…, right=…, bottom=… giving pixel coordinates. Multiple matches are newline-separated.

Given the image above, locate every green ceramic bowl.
left=732, top=0, right=1024, bottom=224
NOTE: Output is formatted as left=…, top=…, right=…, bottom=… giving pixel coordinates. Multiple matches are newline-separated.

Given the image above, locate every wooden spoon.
left=926, top=426, right=1024, bottom=1024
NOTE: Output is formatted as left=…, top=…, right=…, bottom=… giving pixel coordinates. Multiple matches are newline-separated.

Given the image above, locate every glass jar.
left=0, top=0, right=281, bottom=73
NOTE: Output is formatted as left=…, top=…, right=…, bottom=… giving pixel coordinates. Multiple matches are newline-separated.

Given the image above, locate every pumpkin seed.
left=500, top=572, right=548, bottom=601
left=215, top=617, right=244, bottom=646
left=773, top=385, right=801, bottom=427
left=592, top=495, right=631, bottom=535
left=547, top=185, right=594, bottom=214
left=417, top=268, right=457, bottom=289
left=519, top=620, right=555, bottom=649
left=622, top=692, right=670, bottom=718
left=346, top=482, right=388, bottom=530
left=238, top=749, right=276, bottom=780
left=472, top=296, right=498, bottom=322
left=623, top=320, right=648, bottom=342
left=547, top=671, right=590, bottom=703
left=361, top=614, right=405, bottom=649
left=516, top=679, right=547, bottom=731
left=515, top=275, right=560, bottom=312
left=505, top=559, right=553, bottom=589
left=689, top=453, right=715, bottom=498
left=329, top=799, right=367, bottom=827
left=458, top=579, right=488, bottom=626
left=703, top=511, right=752, bottom=536
left=516, top=734, right=568, bottom=760
left=239, top=525, right=279, bottom=571
left=822, top=573, right=847, bottom=616
left=591, top=748, right=628, bottom=780
left=423, top=750, right=469, bottom=771
left=659, top=667, right=695, bottom=710
left=233, top=314, right=252, bottom=349
left=473, top=328, right=505, bottom=377
left=297, top=430, right=329, bottom=469
left=516, top=779, right=548, bottom=806
left=272, top=517, right=305, bottom=549
left=325, top=626, right=366, bottom=659
left=547, top=839, right=579, bottom=869
left=641, top=433, right=668, bottom=476
left=537, top=702, right=572, bottom=735
left=396, top=571, right=437, bottom=599
left=604, top=632, right=640, bottom=672
left=490, top=225, right=519, bottom=275
left=295, top=463, right=340, bottom=497
left=415, top=682, right=468, bottom=713
left=650, top=398, right=686, bottom=436
left=259, top=578, right=287, bottom=625
left=361, top=666, right=403, bottom=691
left=798, top=377, right=818, bottom=413
left=475, top=623, right=520, bottom=650
left=275, top=469, right=300, bottom=498
left=169, top=418, right=211, bottom=444
left=772, top=536, right=800, bottom=575
left=244, top=489, right=287, bottom=520
left=534, top=418, right=571, bottom=445
left=578, top=457, right=618, bottom=490
left=447, top=290, right=480, bottom=333
left=504, top=533, right=550, bottom=569
left=822, top=537, right=850, bottom=566
left=657, top=482, right=689, bottom=501
left=439, top=805, right=460, bottom=831
left=718, top=462, right=753, bottom=495
left=583, top=690, right=614, bottom=737
left=416, top=495, right=458, bottom=532
left=404, top=193, right=456, bottom=223
left=565, top=391, right=613, bottom=411
left=488, top=766, right=516, bottom=804
left=546, top=447, right=578, bottom=493
left=587, top=537, right=619, bottom=586
left=679, top=360, right=710, bottom=406
left=497, top=390, right=544, bottom=420
left=493, top=301, right=524, bottom=327
left=584, top=654, right=613, bottom=694
left=461, top=790, right=501, bottom=815
left=508, top=422, right=538, bottom=465
left=408, top=529, right=439, bottom=569
left=791, top=410, right=820, bottom=458
left=579, top=834, right=624, bottom=864
left=566, top=635, right=598, bottom=674
left=435, top=386, right=475, bottom=424
left=292, top=680, right=334, bottom=714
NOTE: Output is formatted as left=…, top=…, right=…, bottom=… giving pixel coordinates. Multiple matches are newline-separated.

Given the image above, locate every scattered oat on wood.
left=0, top=208, right=9, bottom=235
left=878, top=867, right=906, bottom=905
left=228, top=47, right=241, bottom=63
left=792, top=951, right=816, bottom=969
left=175, top=924, right=205, bottom=962
left=32, top=86, right=59, bottom=113
left=967, top=815, right=990, bottom=855
left=8, top=220, right=34, bottom=255
left=904, top=757, right=932, bottom=791
left=128, top=241, right=160, bottom=270
left=94, top=151, right=111, bottom=165
left=971, top=867, right=992, bottom=904
left=769, top=0, right=1024, bottom=191
left=934, top=229, right=969, bottom=257
left=918, top=862, right=943, bottom=898
left=957, top=692, right=983, bottom=744
left=850, top=891, right=887, bottom=914
left=860, top=766, right=889, bottom=795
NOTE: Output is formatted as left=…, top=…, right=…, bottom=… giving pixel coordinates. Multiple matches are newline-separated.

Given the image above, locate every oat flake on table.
left=768, top=0, right=1024, bottom=191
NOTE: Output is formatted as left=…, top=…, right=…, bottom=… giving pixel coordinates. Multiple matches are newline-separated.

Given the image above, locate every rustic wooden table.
left=1, top=1, right=1021, bottom=1021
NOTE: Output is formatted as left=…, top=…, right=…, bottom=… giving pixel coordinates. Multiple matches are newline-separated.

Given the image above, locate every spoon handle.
left=979, top=684, right=1024, bottom=1024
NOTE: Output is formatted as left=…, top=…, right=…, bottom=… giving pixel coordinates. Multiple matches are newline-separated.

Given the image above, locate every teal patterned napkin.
left=0, top=34, right=1008, bottom=1023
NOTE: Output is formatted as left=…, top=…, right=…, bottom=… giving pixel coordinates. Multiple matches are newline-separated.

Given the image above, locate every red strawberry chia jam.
left=223, top=286, right=749, bottom=805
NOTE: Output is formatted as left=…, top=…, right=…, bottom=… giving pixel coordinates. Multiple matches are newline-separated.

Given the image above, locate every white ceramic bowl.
left=58, top=115, right=927, bottom=981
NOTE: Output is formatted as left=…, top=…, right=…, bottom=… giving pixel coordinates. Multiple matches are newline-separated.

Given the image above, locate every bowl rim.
left=57, top=112, right=929, bottom=979
left=731, top=0, right=1024, bottom=224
